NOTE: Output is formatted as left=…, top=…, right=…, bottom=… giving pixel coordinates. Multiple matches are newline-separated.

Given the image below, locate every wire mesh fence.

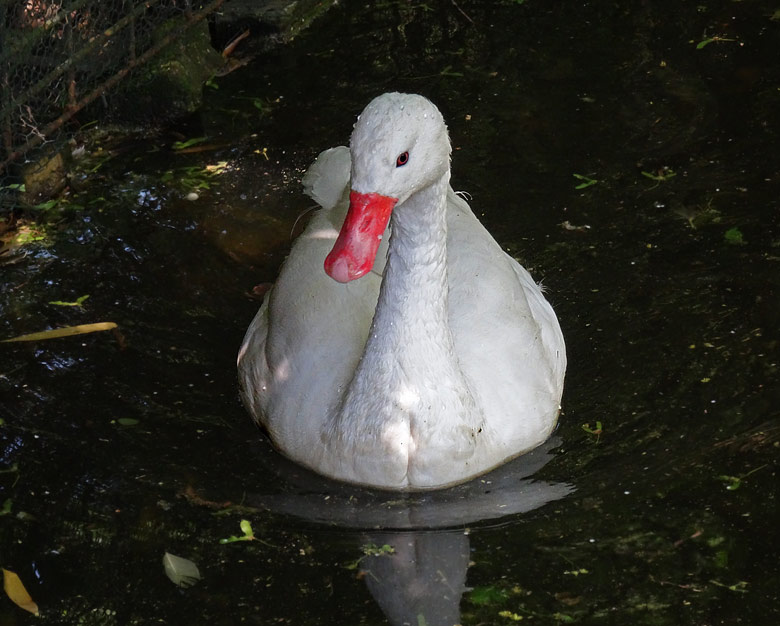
left=0, top=0, right=224, bottom=209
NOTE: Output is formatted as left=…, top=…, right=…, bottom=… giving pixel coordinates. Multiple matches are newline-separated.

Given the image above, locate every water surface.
left=1, top=1, right=778, bottom=624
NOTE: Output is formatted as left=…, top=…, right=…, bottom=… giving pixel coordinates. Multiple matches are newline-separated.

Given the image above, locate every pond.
left=1, top=0, right=778, bottom=624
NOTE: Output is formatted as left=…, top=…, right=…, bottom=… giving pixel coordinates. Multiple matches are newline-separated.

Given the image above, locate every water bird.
left=238, top=92, right=566, bottom=490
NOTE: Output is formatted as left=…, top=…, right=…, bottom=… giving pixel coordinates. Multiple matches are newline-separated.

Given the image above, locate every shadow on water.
left=1, top=0, right=778, bottom=624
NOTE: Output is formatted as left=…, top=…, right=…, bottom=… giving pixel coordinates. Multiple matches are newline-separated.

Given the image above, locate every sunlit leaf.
left=3, top=568, right=39, bottom=615
left=581, top=422, right=603, bottom=439
left=563, top=568, right=589, bottom=576
left=696, top=36, right=736, bottom=49
left=115, top=418, right=140, bottom=426
left=2, top=322, right=117, bottom=343
left=239, top=519, right=254, bottom=538
left=573, top=173, right=598, bottom=189
left=219, top=519, right=256, bottom=543
left=162, top=552, right=201, bottom=588
left=49, top=294, right=90, bottom=307
left=13, top=226, right=46, bottom=245
left=205, top=161, right=229, bottom=174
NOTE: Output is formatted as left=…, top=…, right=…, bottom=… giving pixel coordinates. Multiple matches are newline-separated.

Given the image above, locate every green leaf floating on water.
left=220, top=519, right=255, bottom=544
left=573, top=173, right=598, bottom=189
left=724, top=227, right=746, bottom=245
left=162, top=552, right=201, bottom=588
left=49, top=294, right=90, bottom=307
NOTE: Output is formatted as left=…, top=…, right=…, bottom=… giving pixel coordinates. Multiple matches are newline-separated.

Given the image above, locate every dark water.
left=1, top=1, right=778, bottom=624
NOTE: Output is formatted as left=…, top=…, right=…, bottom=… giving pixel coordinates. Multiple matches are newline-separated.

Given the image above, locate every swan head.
left=325, top=93, right=451, bottom=283
left=350, top=92, right=451, bottom=203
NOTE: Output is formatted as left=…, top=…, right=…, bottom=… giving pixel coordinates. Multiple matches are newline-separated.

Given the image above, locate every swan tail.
left=302, top=146, right=351, bottom=210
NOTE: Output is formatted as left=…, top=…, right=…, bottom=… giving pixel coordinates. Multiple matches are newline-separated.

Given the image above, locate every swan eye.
left=396, top=151, right=409, bottom=167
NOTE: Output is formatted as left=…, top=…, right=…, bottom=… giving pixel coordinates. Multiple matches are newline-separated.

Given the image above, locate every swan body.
left=238, top=93, right=566, bottom=490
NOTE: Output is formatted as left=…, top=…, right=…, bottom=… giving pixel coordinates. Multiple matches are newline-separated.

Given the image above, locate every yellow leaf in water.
left=3, top=568, right=39, bottom=616
left=1, top=322, right=118, bottom=343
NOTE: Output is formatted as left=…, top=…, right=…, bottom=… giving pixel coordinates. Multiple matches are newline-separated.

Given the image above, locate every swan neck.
left=364, top=172, right=459, bottom=368
left=382, top=174, right=450, bottom=307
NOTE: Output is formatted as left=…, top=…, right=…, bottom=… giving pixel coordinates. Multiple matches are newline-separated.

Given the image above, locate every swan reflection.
left=248, top=437, right=572, bottom=625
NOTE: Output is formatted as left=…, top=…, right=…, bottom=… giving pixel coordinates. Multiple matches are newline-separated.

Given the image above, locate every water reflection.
left=249, top=438, right=572, bottom=625
left=363, top=531, right=468, bottom=626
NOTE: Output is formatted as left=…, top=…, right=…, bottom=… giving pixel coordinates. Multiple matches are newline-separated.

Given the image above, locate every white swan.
left=238, top=93, right=566, bottom=490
